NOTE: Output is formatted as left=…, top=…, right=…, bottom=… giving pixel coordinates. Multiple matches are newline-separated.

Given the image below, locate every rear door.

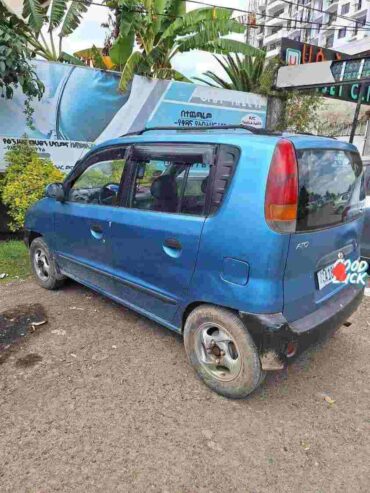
left=110, top=143, right=214, bottom=324
left=283, top=145, right=365, bottom=322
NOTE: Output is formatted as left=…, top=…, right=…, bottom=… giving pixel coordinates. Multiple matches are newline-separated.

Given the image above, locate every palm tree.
left=194, top=53, right=267, bottom=92
left=109, top=1, right=262, bottom=91
left=21, top=0, right=90, bottom=62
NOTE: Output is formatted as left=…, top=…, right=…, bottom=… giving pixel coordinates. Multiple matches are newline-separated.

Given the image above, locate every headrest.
left=150, top=175, right=178, bottom=200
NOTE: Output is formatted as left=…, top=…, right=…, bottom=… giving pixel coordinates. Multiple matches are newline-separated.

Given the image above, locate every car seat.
left=150, top=175, right=179, bottom=212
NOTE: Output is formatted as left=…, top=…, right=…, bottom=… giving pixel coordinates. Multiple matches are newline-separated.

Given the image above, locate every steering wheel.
left=98, top=183, right=120, bottom=205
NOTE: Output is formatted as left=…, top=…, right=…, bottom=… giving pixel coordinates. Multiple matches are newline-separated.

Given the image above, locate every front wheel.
left=184, top=305, right=264, bottom=399
left=30, top=237, right=65, bottom=290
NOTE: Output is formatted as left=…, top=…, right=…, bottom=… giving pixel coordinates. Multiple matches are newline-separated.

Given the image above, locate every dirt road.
left=1, top=280, right=369, bottom=493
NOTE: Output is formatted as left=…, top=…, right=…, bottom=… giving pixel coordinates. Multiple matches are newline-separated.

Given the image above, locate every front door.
left=111, top=144, right=215, bottom=325
left=53, top=146, right=128, bottom=293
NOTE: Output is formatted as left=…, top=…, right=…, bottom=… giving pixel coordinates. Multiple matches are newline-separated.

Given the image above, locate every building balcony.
left=264, top=28, right=285, bottom=43
left=264, top=16, right=286, bottom=27
left=311, top=9, right=324, bottom=20
left=266, top=0, right=287, bottom=14
left=325, top=0, right=339, bottom=13
left=256, top=0, right=267, bottom=10
left=352, top=4, right=368, bottom=17
left=287, top=23, right=301, bottom=36
left=266, top=45, right=281, bottom=58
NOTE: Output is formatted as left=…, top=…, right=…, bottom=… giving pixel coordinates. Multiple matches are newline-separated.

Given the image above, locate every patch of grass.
left=0, top=240, right=30, bottom=282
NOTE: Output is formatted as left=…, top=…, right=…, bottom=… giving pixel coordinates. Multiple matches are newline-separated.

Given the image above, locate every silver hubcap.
left=195, top=322, right=242, bottom=382
left=34, top=248, right=50, bottom=281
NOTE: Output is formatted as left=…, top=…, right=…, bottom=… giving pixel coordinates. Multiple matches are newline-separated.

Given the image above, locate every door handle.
left=164, top=238, right=182, bottom=250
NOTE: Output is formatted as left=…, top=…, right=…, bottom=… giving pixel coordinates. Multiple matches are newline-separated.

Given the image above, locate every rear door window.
left=128, top=144, right=215, bottom=216
left=130, top=159, right=210, bottom=215
left=296, top=149, right=364, bottom=231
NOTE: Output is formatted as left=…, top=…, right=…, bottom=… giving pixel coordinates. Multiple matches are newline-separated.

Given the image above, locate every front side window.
left=68, top=151, right=127, bottom=205
left=131, top=159, right=211, bottom=216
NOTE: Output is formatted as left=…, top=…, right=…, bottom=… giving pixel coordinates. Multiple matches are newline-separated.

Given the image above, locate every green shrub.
left=0, top=139, right=64, bottom=231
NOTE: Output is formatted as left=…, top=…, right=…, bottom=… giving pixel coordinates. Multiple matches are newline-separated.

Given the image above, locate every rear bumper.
left=240, top=285, right=364, bottom=366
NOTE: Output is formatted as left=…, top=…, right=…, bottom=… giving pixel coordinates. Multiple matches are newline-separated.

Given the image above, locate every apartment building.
left=247, top=0, right=370, bottom=57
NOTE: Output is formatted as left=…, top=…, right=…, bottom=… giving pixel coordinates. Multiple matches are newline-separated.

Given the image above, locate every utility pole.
left=363, top=119, right=370, bottom=156
left=349, top=83, right=366, bottom=144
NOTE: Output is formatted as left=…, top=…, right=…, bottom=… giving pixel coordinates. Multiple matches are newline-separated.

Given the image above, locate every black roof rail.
left=121, top=124, right=282, bottom=137
left=291, top=131, right=337, bottom=140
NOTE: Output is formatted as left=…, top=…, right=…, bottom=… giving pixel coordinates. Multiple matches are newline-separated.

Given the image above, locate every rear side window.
left=296, top=149, right=364, bottom=231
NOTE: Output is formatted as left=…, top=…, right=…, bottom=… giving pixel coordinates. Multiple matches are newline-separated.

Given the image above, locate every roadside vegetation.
left=194, top=52, right=323, bottom=133
left=74, top=1, right=262, bottom=90
left=9, top=0, right=90, bottom=63
left=0, top=139, right=64, bottom=231
left=0, top=240, right=30, bottom=282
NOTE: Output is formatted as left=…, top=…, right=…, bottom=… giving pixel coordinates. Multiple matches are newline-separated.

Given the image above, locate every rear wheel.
left=30, top=238, right=65, bottom=290
left=184, top=305, right=264, bottom=399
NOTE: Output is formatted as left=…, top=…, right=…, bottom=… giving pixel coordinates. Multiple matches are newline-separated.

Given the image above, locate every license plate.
left=317, top=263, right=336, bottom=290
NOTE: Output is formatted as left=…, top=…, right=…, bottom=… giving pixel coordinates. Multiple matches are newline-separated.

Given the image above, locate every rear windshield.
left=296, top=149, right=364, bottom=231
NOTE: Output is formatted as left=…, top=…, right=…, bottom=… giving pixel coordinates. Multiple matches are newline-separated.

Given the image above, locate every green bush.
left=0, top=139, right=64, bottom=231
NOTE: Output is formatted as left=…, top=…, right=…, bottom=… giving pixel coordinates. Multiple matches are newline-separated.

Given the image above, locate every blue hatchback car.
left=361, top=161, right=370, bottom=261
left=25, top=126, right=366, bottom=398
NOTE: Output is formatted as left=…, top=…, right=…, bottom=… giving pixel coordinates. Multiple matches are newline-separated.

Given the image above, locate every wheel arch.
left=26, top=230, right=43, bottom=247
left=181, top=301, right=239, bottom=333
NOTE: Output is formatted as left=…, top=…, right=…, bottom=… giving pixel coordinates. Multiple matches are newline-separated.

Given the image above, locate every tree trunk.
left=266, top=96, right=286, bottom=131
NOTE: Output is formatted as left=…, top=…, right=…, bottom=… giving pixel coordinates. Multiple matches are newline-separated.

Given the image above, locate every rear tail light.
left=265, top=139, right=298, bottom=233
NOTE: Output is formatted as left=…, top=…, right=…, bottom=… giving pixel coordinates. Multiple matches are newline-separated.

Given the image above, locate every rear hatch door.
left=283, top=139, right=365, bottom=322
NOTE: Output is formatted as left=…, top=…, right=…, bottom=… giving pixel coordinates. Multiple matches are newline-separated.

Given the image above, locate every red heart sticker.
left=332, top=262, right=347, bottom=282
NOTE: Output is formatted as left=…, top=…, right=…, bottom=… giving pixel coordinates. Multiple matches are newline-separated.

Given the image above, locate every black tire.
left=184, top=305, right=265, bottom=399
left=30, top=237, right=65, bottom=290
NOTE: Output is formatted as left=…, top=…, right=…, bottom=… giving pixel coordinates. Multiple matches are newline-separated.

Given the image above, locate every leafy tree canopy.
left=100, top=0, right=262, bottom=90
left=195, top=51, right=323, bottom=133
left=0, top=3, right=44, bottom=101
left=20, top=0, right=91, bottom=63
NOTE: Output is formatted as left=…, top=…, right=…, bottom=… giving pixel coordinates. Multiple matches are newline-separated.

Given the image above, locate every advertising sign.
left=0, top=60, right=267, bottom=172
left=280, top=38, right=370, bottom=105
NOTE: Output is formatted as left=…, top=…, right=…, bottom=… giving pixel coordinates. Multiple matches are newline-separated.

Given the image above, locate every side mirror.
left=45, top=183, right=65, bottom=202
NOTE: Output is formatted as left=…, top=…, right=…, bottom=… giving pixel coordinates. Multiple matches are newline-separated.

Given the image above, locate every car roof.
left=91, top=129, right=359, bottom=156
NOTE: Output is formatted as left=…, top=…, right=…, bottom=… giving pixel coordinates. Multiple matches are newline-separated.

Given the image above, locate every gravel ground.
left=0, top=279, right=369, bottom=493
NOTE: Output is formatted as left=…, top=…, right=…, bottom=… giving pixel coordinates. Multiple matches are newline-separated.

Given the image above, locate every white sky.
left=62, top=0, right=248, bottom=79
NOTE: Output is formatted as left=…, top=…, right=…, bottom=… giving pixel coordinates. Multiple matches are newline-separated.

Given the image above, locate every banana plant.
left=108, top=0, right=262, bottom=91
left=21, top=0, right=90, bottom=62
left=194, top=53, right=267, bottom=92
